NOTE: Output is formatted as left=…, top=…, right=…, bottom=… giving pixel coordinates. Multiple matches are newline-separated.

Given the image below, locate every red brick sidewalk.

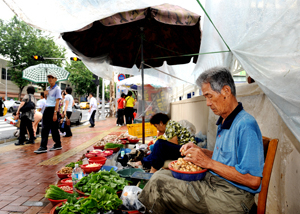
left=0, top=118, right=127, bottom=214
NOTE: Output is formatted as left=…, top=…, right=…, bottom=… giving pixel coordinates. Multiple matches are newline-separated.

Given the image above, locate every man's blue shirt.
left=210, top=103, right=264, bottom=194
left=46, top=84, right=61, bottom=107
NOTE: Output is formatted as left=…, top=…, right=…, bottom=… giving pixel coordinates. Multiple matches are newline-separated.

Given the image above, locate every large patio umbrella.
left=62, top=3, right=201, bottom=142
left=22, top=63, right=70, bottom=83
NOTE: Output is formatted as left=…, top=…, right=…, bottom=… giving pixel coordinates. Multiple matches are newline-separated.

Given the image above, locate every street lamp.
left=5, top=63, right=27, bottom=100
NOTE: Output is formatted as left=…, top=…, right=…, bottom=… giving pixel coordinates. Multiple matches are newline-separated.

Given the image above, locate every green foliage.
left=65, top=61, right=97, bottom=97
left=0, top=16, right=66, bottom=99
left=44, top=185, right=74, bottom=200
left=74, top=169, right=127, bottom=195
left=56, top=186, right=122, bottom=213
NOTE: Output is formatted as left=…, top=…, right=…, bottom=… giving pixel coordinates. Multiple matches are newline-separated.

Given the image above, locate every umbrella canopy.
left=22, top=64, right=70, bottom=83
left=62, top=3, right=201, bottom=68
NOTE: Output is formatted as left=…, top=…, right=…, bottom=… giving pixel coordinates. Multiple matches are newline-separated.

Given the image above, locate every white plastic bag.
left=120, top=186, right=146, bottom=213
left=177, top=120, right=196, bottom=136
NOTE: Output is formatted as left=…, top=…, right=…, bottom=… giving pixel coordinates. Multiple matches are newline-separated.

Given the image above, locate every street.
left=0, top=109, right=91, bottom=142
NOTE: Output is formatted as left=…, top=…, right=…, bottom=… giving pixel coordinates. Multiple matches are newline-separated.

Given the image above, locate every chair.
left=250, top=136, right=279, bottom=214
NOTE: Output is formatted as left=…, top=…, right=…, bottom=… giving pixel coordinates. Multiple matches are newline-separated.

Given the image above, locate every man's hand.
left=184, top=147, right=213, bottom=169
left=53, top=113, right=57, bottom=122
left=44, top=90, right=49, bottom=96
left=88, top=109, right=91, bottom=113
left=61, top=113, right=65, bottom=118
left=180, top=142, right=198, bottom=156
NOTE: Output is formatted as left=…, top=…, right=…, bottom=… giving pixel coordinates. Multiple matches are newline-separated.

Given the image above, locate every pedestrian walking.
left=116, top=93, right=126, bottom=126
left=35, top=92, right=46, bottom=136
left=0, top=97, right=4, bottom=116
left=36, top=92, right=46, bottom=114
left=61, top=87, right=74, bottom=137
left=88, top=93, right=97, bottom=128
left=15, top=86, right=36, bottom=145
left=124, top=91, right=135, bottom=124
left=34, top=73, right=62, bottom=154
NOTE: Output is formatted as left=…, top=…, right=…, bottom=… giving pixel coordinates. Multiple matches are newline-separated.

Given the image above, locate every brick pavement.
left=0, top=118, right=128, bottom=214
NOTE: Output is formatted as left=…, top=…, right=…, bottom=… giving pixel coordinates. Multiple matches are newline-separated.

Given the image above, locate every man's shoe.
left=89, top=126, right=94, bottom=128
left=34, top=148, right=48, bottom=154
left=64, top=135, right=72, bottom=137
left=25, top=141, right=35, bottom=144
left=49, top=146, right=62, bottom=151
left=15, top=142, right=24, bottom=146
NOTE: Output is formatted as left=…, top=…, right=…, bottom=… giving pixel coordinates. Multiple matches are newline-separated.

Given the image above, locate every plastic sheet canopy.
left=135, top=85, right=172, bottom=121
left=194, top=0, right=300, bottom=144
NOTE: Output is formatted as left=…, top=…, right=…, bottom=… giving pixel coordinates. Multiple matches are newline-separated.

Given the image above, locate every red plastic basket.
left=80, top=164, right=102, bottom=173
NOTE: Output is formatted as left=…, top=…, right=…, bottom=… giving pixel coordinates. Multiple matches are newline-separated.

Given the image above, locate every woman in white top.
left=62, top=87, right=74, bottom=137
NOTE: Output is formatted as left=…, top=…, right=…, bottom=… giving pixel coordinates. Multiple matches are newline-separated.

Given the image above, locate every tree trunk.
left=18, top=86, right=24, bottom=100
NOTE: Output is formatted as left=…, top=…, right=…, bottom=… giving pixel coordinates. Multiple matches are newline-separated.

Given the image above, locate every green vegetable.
left=65, top=160, right=83, bottom=168
left=74, top=169, right=127, bottom=195
left=45, top=185, right=75, bottom=200
left=104, top=143, right=124, bottom=149
left=56, top=186, right=122, bottom=213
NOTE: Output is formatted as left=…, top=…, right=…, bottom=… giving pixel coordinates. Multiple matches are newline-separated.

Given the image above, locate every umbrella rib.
left=145, top=50, right=230, bottom=61
left=143, top=38, right=182, bottom=55
left=143, top=62, right=197, bottom=85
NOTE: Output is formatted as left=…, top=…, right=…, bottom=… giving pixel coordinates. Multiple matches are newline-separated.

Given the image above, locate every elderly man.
left=138, top=67, right=264, bottom=213
left=34, top=73, right=62, bottom=154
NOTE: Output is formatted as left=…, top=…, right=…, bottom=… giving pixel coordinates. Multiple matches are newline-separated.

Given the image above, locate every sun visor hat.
left=47, top=73, right=57, bottom=78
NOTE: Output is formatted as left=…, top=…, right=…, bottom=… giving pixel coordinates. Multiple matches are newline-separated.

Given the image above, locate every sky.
left=0, top=0, right=73, bottom=57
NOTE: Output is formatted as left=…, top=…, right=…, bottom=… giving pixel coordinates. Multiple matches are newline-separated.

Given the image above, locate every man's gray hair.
left=196, top=66, right=236, bottom=97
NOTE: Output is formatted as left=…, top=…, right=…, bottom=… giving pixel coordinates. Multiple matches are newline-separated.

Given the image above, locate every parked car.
left=4, top=100, right=20, bottom=113
left=79, top=102, right=90, bottom=109
left=70, top=105, right=82, bottom=125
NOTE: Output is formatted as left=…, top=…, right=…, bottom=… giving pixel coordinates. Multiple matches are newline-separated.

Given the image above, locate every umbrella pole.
left=141, top=27, right=145, bottom=144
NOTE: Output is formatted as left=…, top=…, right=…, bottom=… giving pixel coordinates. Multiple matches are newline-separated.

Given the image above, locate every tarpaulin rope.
left=196, top=0, right=231, bottom=51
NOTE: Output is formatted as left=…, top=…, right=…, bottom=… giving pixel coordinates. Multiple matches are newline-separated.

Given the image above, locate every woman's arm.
left=64, top=100, right=69, bottom=116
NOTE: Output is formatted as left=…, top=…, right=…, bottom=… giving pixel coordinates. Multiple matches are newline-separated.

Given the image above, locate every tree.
left=65, top=61, right=97, bottom=98
left=0, top=16, right=66, bottom=99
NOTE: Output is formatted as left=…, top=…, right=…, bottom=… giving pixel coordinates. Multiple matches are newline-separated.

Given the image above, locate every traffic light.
left=70, top=57, right=81, bottom=61
left=92, top=74, right=99, bottom=86
left=32, top=55, right=44, bottom=61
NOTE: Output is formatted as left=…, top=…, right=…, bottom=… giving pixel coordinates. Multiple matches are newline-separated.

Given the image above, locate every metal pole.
left=99, top=78, right=106, bottom=120
left=5, top=67, right=8, bottom=101
left=96, top=83, right=100, bottom=120
left=141, top=27, right=145, bottom=144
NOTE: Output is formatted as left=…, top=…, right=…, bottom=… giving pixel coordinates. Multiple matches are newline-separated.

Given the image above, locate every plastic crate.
left=127, top=123, right=157, bottom=138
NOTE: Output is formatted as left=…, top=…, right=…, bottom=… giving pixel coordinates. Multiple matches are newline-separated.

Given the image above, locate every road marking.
left=38, top=126, right=121, bottom=166
left=0, top=127, right=17, bottom=131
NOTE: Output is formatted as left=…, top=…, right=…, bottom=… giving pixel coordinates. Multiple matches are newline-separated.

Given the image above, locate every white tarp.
left=194, top=0, right=300, bottom=144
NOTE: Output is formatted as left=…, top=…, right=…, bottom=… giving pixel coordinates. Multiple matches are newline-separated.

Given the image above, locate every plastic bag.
left=177, top=120, right=196, bottom=136
left=120, top=186, right=146, bottom=213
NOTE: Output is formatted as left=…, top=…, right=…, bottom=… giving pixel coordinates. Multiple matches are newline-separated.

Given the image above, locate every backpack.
left=20, top=95, right=35, bottom=113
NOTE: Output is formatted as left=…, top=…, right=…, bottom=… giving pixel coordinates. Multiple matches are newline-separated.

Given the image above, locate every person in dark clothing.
left=124, top=91, right=135, bottom=124
left=139, top=113, right=195, bottom=173
left=15, top=86, right=37, bottom=145
left=0, top=97, right=4, bottom=116
left=34, top=73, right=62, bottom=154
left=61, top=87, right=74, bottom=137
left=116, top=93, right=126, bottom=126
left=88, top=93, right=97, bottom=128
